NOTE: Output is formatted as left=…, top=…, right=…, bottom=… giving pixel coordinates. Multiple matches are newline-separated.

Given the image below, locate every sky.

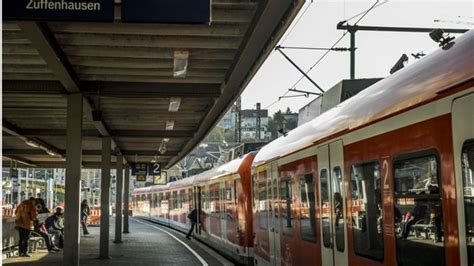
left=240, top=0, right=473, bottom=115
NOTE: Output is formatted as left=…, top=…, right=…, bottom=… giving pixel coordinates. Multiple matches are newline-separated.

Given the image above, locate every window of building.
left=300, top=173, right=317, bottom=243
left=462, top=140, right=474, bottom=265
left=320, top=169, right=331, bottom=248
left=350, top=161, right=383, bottom=261
left=394, top=151, right=444, bottom=266
left=280, top=179, right=293, bottom=236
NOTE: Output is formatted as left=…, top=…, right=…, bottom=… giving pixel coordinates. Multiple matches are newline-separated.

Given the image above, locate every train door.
left=317, top=140, right=348, bottom=266
left=268, top=162, right=281, bottom=266
left=452, top=93, right=474, bottom=266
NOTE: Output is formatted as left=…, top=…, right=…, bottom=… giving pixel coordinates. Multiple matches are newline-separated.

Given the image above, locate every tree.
left=204, top=127, right=224, bottom=143
left=285, top=107, right=292, bottom=114
left=268, top=110, right=285, bottom=140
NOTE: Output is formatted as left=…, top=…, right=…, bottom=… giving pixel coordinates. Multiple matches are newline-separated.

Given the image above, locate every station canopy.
left=2, top=0, right=304, bottom=169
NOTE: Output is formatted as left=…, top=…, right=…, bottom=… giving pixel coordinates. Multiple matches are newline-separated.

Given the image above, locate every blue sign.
left=3, top=0, right=114, bottom=22
left=122, top=0, right=211, bottom=24
left=131, top=163, right=148, bottom=176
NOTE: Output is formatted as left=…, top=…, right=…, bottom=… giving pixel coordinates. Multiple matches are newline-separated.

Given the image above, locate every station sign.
left=121, top=0, right=211, bottom=24
left=131, top=163, right=148, bottom=176
left=3, top=0, right=114, bottom=22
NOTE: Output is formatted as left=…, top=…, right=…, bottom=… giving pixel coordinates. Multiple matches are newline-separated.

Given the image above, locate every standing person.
left=81, top=200, right=90, bottom=235
left=15, top=197, right=38, bottom=257
left=185, top=208, right=198, bottom=240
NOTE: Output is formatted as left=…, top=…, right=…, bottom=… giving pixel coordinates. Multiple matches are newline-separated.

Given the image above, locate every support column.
left=350, top=30, right=356, bottom=79
left=99, top=137, right=111, bottom=259
left=64, top=93, right=83, bottom=266
left=123, top=167, right=130, bottom=233
left=114, top=155, right=123, bottom=243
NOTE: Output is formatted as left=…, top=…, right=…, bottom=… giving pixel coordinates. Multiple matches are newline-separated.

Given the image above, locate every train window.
left=280, top=179, right=293, bottom=236
left=393, top=151, right=444, bottom=266
left=153, top=194, right=158, bottom=208
left=350, top=161, right=383, bottom=261
left=258, top=180, right=268, bottom=229
left=320, top=169, right=331, bottom=248
left=333, top=167, right=345, bottom=252
left=300, top=173, right=317, bottom=243
left=461, top=140, right=474, bottom=265
left=394, top=155, right=440, bottom=196
left=210, top=185, right=220, bottom=216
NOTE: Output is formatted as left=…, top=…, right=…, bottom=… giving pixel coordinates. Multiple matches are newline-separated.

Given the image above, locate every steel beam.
left=2, top=149, right=179, bottom=157
left=3, top=80, right=222, bottom=98
left=336, top=23, right=469, bottom=34
left=17, top=22, right=126, bottom=164
left=17, top=22, right=80, bottom=92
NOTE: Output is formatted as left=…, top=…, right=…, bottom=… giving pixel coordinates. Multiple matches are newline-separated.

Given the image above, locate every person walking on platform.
left=15, top=197, right=38, bottom=257
left=186, top=208, right=198, bottom=239
left=45, top=207, right=64, bottom=248
left=81, top=200, right=90, bottom=235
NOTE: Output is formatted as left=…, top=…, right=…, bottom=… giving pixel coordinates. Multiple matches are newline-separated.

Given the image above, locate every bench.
left=28, top=232, right=46, bottom=253
left=411, top=223, right=437, bottom=240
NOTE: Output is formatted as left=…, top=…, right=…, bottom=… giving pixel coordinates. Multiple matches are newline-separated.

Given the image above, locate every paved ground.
left=3, top=217, right=233, bottom=266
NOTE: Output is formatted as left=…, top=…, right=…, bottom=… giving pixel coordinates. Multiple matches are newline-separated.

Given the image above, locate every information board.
left=121, top=0, right=211, bottom=24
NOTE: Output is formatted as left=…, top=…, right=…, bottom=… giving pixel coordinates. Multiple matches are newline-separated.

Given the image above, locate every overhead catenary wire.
left=288, top=0, right=385, bottom=90
left=280, top=1, right=314, bottom=46
left=264, top=0, right=385, bottom=111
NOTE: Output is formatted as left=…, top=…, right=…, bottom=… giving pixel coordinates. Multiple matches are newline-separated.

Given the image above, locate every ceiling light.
left=173, top=50, right=189, bottom=78
left=25, top=139, right=40, bottom=148
left=165, top=120, right=174, bottom=130
left=46, top=150, right=61, bottom=157
left=159, top=142, right=167, bottom=155
left=168, top=97, right=181, bottom=112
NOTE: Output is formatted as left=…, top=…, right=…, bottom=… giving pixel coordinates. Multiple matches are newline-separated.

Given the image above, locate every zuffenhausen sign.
left=3, top=0, right=114, bottom=22
left=121, top=0, right=211, bottom=24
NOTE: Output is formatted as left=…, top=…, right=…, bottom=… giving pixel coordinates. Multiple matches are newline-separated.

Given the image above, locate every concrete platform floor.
left=2, top=217, right=233, bottom=266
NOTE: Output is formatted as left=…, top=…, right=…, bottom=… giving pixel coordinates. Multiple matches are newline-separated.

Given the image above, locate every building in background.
left=240, top=109, right=270, bottom=141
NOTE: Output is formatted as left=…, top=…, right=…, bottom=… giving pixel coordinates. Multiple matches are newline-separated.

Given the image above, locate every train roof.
left=193, top=152, right=254, bottom=183
left=168, top=176, right=196, bottom=190
left=254, top=29, right=474, bottom=167
left=132, top=186, right=152, bottom=195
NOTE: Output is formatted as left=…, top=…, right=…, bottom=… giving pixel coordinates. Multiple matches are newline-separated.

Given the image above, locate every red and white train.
left=132, top=30, right=473, bottom=266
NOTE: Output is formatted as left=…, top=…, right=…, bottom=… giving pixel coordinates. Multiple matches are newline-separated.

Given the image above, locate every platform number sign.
left=149, top=163, right=161, bottom=175
left=148, top=163, right=166, bottom=185
left=382, top=159, right=389, bottom=190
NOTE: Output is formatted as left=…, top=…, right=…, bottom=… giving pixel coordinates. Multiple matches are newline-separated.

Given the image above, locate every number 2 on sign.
left=153, top=163, right=160, bottom=174
left=382, top=159, right=389, bottom=190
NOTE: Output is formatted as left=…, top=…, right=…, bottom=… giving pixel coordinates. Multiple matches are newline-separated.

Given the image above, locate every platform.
left=2, top=217, right=232, bottom=266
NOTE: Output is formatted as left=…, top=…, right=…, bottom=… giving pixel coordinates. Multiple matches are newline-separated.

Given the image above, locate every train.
left=132, top=29, right=473, bottom=266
